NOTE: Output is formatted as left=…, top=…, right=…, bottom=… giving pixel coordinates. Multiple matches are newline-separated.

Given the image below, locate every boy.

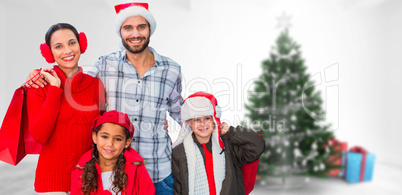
left=172, top=92, right=265, bottom=195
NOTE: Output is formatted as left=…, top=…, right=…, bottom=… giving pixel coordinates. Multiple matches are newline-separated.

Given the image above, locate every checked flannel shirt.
left=86, top=47, right=183, bottom=183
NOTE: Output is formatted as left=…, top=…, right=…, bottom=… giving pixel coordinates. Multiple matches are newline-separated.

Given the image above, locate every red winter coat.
left=71, top=148, right=155, bottom=195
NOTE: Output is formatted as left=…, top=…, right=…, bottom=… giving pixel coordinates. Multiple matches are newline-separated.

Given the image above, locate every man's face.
left=120, top=16, right=151, bottom=54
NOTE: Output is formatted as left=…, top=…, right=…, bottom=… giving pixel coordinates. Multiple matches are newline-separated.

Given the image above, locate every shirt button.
left=138, top=81, right=140, bottom=83
left=134, top=118, right=138, bottom=121
left=136, top=100, right=139, bottom=102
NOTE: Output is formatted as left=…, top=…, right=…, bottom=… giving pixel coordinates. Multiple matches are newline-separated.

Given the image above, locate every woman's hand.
left=40, top=68, right=60, bottom=88
left=221, top=122, right=230, bottom=135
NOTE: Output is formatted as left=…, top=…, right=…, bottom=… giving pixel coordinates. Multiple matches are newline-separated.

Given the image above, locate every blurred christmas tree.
left=245, top=27, right=339, bottom=181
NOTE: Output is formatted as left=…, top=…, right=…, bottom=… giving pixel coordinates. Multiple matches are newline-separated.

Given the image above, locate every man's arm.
left=168, top=73, right=183, bottom=124
left=25, top=69, right=47, bottom=88
left=84, top=59, right=101, bottom=78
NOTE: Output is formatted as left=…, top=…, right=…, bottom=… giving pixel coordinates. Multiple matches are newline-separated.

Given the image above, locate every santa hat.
left=91, top=110, right=135, bottom=137
left=172, top=92, right=224, bottom=149
left=114, top=2, right=157, bottom=36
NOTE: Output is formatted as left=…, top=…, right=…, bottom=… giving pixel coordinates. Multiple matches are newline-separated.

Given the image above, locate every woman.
left=26, top=23, right=105, bottom=194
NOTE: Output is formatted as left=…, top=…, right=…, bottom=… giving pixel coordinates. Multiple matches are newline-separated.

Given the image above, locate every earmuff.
left=40, top=32, right=88, bottom=63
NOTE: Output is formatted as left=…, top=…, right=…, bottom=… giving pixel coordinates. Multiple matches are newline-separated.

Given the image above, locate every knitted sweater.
left=26, top=65, right=105, bottom=192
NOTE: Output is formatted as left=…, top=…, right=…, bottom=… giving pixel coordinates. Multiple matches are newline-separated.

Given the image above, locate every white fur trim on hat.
left=114, top=6, right=157, bottom=37
left=181, top=97, right=216, bottom=121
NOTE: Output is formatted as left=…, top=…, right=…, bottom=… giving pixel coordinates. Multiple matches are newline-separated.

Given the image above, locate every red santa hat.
left=91, top=110, right=135, bottom=137
left=172, top=92, right=224, bottom=149
left=114, top=2, right=157, bottom=36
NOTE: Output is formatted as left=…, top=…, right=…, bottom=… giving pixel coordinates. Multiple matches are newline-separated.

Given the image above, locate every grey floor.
left=0, top=156, right=401, bottom=195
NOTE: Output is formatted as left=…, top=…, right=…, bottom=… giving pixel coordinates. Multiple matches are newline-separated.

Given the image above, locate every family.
left=24, top=2, right=264, bottom=195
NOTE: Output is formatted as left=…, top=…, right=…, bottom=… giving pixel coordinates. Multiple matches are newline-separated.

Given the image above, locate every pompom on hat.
left=114, top=2, right=157, bottom=36
left=91, top=110, right=135, bottom=137
left=172, top=92, right=224, bottom=149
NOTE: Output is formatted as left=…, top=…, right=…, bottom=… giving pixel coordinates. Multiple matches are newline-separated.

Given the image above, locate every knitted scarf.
left=183, top=132, right=225, bottom=195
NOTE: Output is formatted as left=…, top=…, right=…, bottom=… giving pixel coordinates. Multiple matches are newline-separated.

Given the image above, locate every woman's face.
left=187, top=116, right=215, bottom=144
left=92, top=123, right=131, bottom=166
left=49, top=29, right=80, bottom=73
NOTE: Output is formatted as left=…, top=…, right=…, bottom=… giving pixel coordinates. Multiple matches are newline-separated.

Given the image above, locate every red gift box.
left=326, top=138, right=348, bottom=177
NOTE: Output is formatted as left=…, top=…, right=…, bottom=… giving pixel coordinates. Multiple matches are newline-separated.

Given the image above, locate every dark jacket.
left=172, top=126, right=265, bottom=195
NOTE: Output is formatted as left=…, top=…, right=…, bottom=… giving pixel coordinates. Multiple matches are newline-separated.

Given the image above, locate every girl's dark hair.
left=45, top=23, right=80, bottom=47
left=80, top=123, right=132, bottom=195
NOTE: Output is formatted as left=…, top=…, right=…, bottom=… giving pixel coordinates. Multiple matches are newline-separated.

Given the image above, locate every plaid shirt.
left=87, top=47, right=183, bottom=183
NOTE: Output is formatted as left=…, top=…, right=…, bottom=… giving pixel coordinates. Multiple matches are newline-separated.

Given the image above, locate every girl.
left=172, top=92, right=265, bottom=195
left=71, top=111, right=155, bottom=195
left=27, top=23, right=105, bottom=194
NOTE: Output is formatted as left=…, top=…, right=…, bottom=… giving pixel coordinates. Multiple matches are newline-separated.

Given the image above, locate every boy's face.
left=187, top=115, right=215, bottom=144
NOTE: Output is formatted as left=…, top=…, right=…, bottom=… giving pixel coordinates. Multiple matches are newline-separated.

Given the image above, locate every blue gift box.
left=340, top=151, right=347, bottom=177
left=345, top=152, right=376, bottom=184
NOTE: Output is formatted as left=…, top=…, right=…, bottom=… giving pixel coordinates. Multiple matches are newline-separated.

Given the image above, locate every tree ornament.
left=311, top=142, right=317, bottom=150
left=319, top=162, right=325, bottom=170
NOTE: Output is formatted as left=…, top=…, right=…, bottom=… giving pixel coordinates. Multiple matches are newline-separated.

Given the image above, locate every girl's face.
left=92, top=123, right=131, bottom=166
left=187, top=116, right=215, bottom=144
left=49, top=29, right=80, bottom=74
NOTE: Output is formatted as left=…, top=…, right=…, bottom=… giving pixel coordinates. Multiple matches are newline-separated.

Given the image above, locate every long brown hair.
left=79, top=124, right=132, bottom=195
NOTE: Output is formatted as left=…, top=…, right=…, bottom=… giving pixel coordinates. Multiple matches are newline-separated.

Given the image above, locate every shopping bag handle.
left=21, top=69, right=42, bottom=89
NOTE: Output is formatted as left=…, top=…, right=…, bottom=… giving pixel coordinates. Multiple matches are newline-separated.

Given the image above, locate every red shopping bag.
left=242, top=159, right=259, bottom=195
left=0, top=73, right=42, bottom=165
left=242, top=134, right=262, bottom=195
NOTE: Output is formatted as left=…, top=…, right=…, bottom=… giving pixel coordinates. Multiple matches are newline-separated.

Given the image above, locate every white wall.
left=1, top=0, right=401, bottom=165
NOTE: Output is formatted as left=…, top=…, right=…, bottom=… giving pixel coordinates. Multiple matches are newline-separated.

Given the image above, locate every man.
left=28, top=3, right=182, bottom=194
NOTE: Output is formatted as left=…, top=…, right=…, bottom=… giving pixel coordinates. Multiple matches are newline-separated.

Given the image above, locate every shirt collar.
left=121, top=46, right=160, bottom=67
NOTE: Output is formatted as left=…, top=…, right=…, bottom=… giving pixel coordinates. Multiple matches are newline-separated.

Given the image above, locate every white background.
left=0, top=0, right=401, bottom=192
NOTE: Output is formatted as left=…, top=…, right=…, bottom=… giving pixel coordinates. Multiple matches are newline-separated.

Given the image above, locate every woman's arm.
left=26, top=70, right=62, bottom=145
left=27, top=85, right=62, bottom=145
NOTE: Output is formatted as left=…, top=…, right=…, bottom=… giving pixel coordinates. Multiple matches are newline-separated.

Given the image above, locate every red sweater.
left=27, top=66, right=105, bottom=192
left=71, top=148, right=155, bottom=195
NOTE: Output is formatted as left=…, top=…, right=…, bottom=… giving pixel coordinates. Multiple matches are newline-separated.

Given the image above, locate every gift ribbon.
left=349, top=146, right=367, bottom=182
left=21, top=69, right=42, bottom=89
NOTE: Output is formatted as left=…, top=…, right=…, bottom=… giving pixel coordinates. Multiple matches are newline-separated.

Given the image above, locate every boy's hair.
left=79, top=123, right=132, bottom=195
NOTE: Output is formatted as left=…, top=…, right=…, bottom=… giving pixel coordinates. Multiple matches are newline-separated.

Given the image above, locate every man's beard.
left=122, top=35, right=150, bottom=54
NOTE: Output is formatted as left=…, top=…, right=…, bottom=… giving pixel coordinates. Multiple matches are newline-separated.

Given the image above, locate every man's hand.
left=25, top=69, right=47, bottom=88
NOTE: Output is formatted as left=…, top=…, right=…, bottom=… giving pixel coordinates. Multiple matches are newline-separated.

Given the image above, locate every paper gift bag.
left=242, top=133, right=262, bottom=195
left=0, top=73, right=43, bottom=165
left=0, top=87, right=28, bottom=165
